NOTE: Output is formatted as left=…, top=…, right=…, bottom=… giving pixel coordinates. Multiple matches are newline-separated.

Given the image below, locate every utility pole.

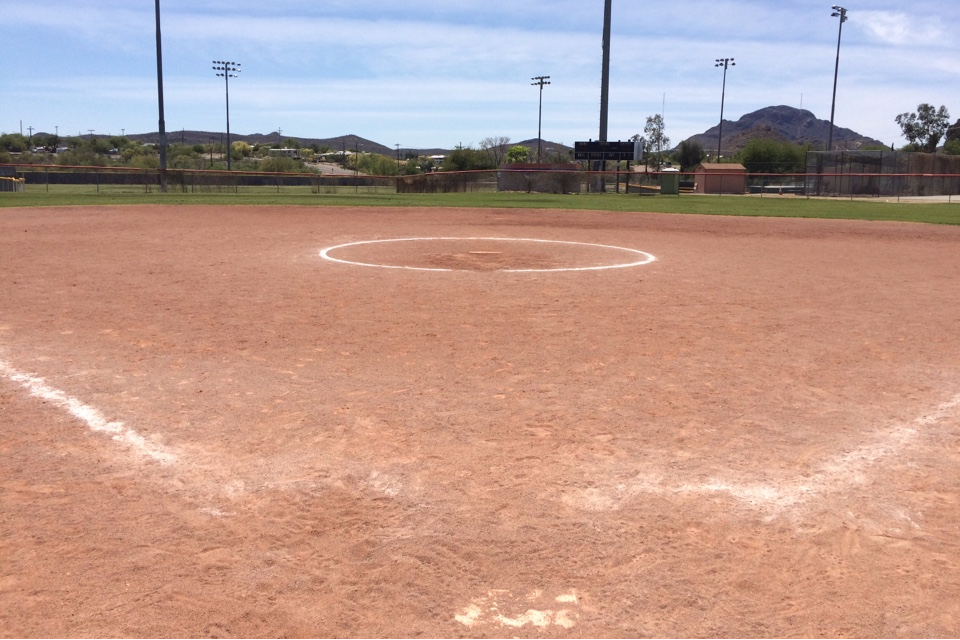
left=531, top=76, right=550, bottom=161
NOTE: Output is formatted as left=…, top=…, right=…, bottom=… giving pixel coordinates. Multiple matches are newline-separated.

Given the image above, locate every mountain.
left=103, top=105, right=886, bottom=158
left=117, top=130, right=574, bottom=159
left=126, top=131, right=401, bottom=155
left=685, top=105, right=888, bottom=156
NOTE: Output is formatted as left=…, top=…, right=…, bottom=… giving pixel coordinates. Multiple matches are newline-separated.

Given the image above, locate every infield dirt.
left=2, top=204, right=960, bottom=637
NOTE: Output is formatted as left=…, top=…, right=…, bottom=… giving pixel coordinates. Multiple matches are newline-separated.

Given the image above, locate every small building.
left=268, top=148, right=301, bottom=159
left=694, top=162, right=747, bottom=194
left=660, top=167, right=681, bottom=195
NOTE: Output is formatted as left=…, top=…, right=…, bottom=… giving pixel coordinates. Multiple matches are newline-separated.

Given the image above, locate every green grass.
left=2, top=184, right=959, bottom=225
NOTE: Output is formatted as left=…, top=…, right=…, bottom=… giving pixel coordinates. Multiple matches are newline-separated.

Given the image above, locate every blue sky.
left=2, top=0, right=959, bottom=150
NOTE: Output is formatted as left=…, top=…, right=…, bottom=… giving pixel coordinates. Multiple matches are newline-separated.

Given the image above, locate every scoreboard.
left=574, top=139, right=645, bottom=162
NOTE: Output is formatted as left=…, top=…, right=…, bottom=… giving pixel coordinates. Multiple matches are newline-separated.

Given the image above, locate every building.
left=268, top=148, right=301, bottom=159
left=694, top=162, right=747, bottom=194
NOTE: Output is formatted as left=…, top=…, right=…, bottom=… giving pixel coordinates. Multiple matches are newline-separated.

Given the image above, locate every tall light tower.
left=531, top=75, right=551, bottom=160
left=827, top=5, right=848, bottom=153
left=212, top=60, right=241, bottom=170
left=155, top=0, right=167, bottom=191
left=593, top=0, right=613, bottom=191
left=599, top=0, right=612, bottom=143
left=715, top=57, right=735, bottom=161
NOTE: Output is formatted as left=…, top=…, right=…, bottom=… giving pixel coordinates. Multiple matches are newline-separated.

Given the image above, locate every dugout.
left=694, top=162, right=747, bottom=194
left=0, top=166, right=24, bottom=192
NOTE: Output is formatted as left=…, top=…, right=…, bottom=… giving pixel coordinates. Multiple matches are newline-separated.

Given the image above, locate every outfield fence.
left=3, top=162, right=960, bottom=200
left=4, top=164, right=397, bottom=195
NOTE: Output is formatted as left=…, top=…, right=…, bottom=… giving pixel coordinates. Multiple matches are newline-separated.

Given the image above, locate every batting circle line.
left=318, top=237, right=657, bottom=272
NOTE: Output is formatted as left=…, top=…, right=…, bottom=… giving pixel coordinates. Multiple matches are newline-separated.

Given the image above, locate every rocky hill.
left=127, top=131, right=402, bottom=156
left=119, top=105, right=885, bottom=159
left=685, top=105, right=888, bottom=157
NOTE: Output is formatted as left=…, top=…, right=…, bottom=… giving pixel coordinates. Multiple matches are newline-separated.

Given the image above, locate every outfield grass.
left=2, top=184, right=959, bottom=225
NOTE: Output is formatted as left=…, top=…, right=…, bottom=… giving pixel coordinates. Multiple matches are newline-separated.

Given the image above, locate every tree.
left=442, top=146, right=497, bottom=171
left=642, top=114, right=670, bottom=168
left=674, top=140, right=706, bottom=172
left=945, top=119, right=960, bottom=145
left=505, top=145, right=530, bottom=164
left=0, top=133, right=29, bottom=153
left=232, top=141, right=253, bottom=157
left=895, top=103, right=950, bottom=152
left=480, top=136, right=511, bottom=166
left=260, top=155, right=304, bottom=173
left=736, top=139, right=807, bottom=173
left=403, top=158, right=422, bottom=175
left=350, top=152, right=402, bottom=176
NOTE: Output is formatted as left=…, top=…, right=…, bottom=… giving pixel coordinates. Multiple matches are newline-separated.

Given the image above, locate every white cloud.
left=3, top=0, right=960, bottom=148
left=856, top=10, right=944, bottom=46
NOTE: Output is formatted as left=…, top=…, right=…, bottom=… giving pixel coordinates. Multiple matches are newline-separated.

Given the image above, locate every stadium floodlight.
left=155, top=0, right=167, bottom=192
left=714, top=58, right=735, bottom=162
left=531, top=76, right=551, bottom=161
left=212, top=60, right=241, bottom=170
left=827, top=6, right=848, bottom=152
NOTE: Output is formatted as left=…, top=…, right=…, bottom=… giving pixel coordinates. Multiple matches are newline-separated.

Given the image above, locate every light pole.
left=715, top=58, right=734, bottom=162
left=212, top=60, right=240, bottom=170
left=531, top=75, right=551, bottom=161
left=596, top=0, right=613, bottom=190
left=827, top=5, right=848, bottom=153
left=155, top=0, right=167, bottom=191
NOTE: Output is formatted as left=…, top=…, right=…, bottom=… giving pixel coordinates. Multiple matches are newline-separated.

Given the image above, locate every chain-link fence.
left=5, top=158, right=960, bottom=199
left=6, top=165, right=397, bottom=195
left=806, top=151, right=960, bottom=198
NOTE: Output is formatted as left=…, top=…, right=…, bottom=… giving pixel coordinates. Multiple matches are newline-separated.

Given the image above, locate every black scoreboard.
left=574, top=139, right=645, bottom=162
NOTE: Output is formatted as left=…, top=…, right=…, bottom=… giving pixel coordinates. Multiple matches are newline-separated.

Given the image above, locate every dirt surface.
left=2, top=204, right=960, bottom=638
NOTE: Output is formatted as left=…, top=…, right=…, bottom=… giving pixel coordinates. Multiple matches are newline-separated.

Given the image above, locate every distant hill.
left=101, top=106, right=887, bottom=160
left=120, top=131, right=573, bottom=160
left=127, top=131, right=402, bottom=156
left=685, top=105, right=888, bottom=157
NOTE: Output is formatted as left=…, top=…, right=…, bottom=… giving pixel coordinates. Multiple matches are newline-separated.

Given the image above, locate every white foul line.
left=566, top=393, right=960, bottom=514
left=319, top=237, right=657, bottom=272
left=0, top=358, right=178, bottom=466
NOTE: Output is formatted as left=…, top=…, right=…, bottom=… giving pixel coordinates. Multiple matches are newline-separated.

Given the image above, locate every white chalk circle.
left=319, top=237, right=656, bottom=272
